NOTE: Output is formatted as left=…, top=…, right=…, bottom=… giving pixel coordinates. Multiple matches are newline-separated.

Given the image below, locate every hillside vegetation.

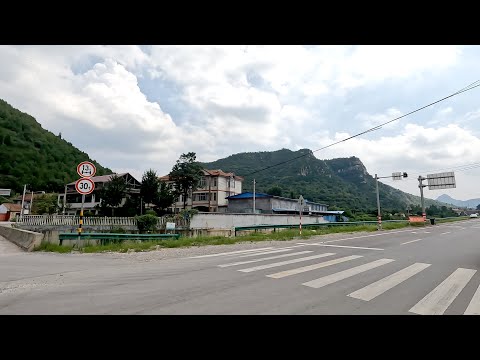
left=0, top=99, right=112, bottom=194
left=201, top=148, right=449, bottom=214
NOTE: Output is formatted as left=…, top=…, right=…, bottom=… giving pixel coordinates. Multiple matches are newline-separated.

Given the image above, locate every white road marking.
left=238, top=253, right=336, bottom=273
left=188, top=247, right=274, bottom=258
left=321, top=229, right=415, bottom=244
left=267, top=255, right=363, bottom=279
left=440, top=232, right=451, bottom=235
left=409, top=268, right=477, bottom=315
left=423, top=231, right=431, bottom=234
left=218, top=251, right=313, bottom=268
left=348, top=263, right=431, bottom=301
left=401, top=238, right=423, bottom=245
left=464, top=284, right=480, bottom=315
left=411, top=232, right=418, bottom=234
left=302, top=259, right=395, bottom=289
left=297, top=242, right=383, bottom=251
left=235, top=248, right=295, bottom=258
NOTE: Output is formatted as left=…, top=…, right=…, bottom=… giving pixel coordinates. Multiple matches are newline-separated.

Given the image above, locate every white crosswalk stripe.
left=348, top=263, right=431, bottom=301
left=409, top=268, right=477, bottom=315
left=235, top=248, right=296, bottom=258
left=188, top=247, right=274, bottom=258
left=238, top=253, right=336, bottom=273
left=267, top=255, right=363, bottom=279
left=218, top=251, right=313, bottom=268
left=464, top=284, right=480, bottom=315
left=302, top=258, right=395, bottom=289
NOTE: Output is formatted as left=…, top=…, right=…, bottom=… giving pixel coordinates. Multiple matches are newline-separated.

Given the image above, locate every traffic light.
left=403, top=172, right=408, bottom=178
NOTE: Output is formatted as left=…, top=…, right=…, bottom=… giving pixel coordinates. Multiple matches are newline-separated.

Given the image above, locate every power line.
left=244, top=80, right=480, bottom=177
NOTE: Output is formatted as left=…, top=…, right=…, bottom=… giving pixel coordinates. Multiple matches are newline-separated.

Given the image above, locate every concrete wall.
left=190, top=212, right=327, bottom=229
left=227, top=198, right=272, bottom=213
left=0, top=225, right=43, bottom=251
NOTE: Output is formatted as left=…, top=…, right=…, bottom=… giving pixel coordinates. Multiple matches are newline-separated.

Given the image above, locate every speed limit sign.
left=75, top=178, right=95, bottom=195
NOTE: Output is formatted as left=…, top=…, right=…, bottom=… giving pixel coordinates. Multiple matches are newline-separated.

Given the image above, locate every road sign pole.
left=375, top=174, right=382, bottom=230
left=299, top=207, right=302, bottom=235
left=77, top=194, right=85, bottom=246
left=20, top=184, right=26, bottom=220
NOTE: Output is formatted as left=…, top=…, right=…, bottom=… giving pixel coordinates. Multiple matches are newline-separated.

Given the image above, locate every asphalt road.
left=1, top=220, right=480, bottom=314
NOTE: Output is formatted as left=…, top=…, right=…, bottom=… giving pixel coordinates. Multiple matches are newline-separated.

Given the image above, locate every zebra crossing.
left=194, top=246, right=480, bottom=315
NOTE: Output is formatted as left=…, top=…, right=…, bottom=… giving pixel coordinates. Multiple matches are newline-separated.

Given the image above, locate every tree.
left=32, top=194, right=58, bottom=214
left=98, top=174, right=127, bottom=216
left=153, top=182, right=176, bottom=214
left=267, top=186, right=282, bottom=197
left=169, top=152, right=203, bottom=209
left=140, top=169, right=160, bottom=205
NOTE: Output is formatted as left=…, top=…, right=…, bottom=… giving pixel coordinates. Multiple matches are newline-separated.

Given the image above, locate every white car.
left=470, top=213, right=478, bottom=218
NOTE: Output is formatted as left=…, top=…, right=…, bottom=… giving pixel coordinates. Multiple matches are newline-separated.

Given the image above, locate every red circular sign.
left=77, top=161, right=97, bottom=178
left=75, top=178, right=95, bottom=195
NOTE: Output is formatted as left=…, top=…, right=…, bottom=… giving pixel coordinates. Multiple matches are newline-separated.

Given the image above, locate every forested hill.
left=201, top=148, right=447, bottom=212
left=0, top=99, right=112, bottom=194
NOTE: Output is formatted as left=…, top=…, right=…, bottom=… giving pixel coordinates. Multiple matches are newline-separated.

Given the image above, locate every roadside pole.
left=20, top=184, right=26, bottom=220
left=63, top=185, right=67, bottom=215
left=253, top=179, right=256, bottom=214
left=298, top=195, right=304, bottom=236
left=75, top=161, right=97, bottom=249
left=418, top=176, right=427, bottom=223
left=78, top=194, right=85, bottom=246
left=375, top=174, right=381, bottom=230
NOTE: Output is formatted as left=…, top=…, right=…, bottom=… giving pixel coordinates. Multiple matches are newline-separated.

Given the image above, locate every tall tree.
left=169, top=152, right=203, bottom=209
left=98, top=174, right=127, bottom=216
left=140, top=169, right=160, bottom=205
left=153, top=182, right=176, bottom=214
left=32, top=194, right=58, bottom=214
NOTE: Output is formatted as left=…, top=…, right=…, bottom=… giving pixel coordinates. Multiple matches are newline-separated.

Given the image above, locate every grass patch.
left=433, top=217, right=470, bottom=224
left=35, top=222, right=410, bottom=253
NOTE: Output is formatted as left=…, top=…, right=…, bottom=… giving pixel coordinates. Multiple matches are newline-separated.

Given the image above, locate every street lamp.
left=375, top=172, right=408, bottom=230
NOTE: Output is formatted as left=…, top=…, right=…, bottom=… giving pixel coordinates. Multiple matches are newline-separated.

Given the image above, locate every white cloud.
left=1, top=44, right=480, bottom=201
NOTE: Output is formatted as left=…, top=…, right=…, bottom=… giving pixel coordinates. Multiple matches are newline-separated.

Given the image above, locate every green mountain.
left=200, top=148, right=448, bottom=213
left=0, top=99, right=112, bottom=194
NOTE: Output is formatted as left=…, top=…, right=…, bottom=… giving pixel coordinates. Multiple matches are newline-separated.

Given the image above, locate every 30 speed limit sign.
left=75, top=178, right=95, bottom=195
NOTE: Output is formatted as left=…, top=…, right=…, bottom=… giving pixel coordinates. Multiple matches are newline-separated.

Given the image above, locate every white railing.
left=15, top=215, right=188, bottom=228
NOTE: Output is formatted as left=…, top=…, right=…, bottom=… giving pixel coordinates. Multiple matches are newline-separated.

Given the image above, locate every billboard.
left=0, top=189, right=11, bottom=196
left=427, top=172, right=456, bottom=190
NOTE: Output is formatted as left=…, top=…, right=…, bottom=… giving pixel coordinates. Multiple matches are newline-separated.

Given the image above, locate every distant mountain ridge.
left=436, top=194, right=480, bottom=209
left=200, top=148, right=449, bottom=212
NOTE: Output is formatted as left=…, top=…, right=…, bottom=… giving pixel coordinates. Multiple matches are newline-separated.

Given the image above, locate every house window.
left=212, top=193, right=217, bottom=201
left=199, top=177, right=206, bottom=188
left=212, top=177, right=217, bottom=187
left=194, top=193, right=208, bottom=201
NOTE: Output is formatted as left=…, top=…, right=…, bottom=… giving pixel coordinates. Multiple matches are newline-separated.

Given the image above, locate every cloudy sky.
left=1, top=45, right=480, bottom=201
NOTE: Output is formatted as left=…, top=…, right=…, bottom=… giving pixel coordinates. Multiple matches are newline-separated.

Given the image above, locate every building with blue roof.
left=226, top=192, right=345, bottom=221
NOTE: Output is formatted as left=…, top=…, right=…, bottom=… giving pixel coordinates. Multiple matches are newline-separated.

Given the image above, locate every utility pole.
left=30, top=190, right=34, bottom=214
left=62, top=185, right=67, bottom=216
left=253, top=179, right=256, bottom=213
left=418, top=175, right=427, bottom=222
left=375, top=174, right=381, bottom=230
left=20, top=184, right=26, bottom=220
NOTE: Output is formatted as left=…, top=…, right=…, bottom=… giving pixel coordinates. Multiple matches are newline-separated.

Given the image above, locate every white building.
left=159, top=169, right=243, bottom=213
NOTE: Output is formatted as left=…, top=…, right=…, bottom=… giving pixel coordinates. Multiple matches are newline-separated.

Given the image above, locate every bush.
left=145, top=209, right=157, bottom=216
left=135, top=214, right=158, bottom=233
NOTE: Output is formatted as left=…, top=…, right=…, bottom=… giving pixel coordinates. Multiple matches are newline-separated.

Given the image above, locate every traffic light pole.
left=418, top=176, right=427, bottom=222
left=375, top=172, right=408, bottom=230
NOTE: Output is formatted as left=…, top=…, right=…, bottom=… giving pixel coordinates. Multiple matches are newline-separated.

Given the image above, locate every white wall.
left=189, top=213, right=328, bottom=229
left=0, top=204, right=8, bottom=214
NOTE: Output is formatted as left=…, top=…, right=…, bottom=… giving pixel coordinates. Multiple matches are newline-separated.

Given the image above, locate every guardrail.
left=233, top=220, right=409, bottom=235
left=58, top=232, right=181, bottom=245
